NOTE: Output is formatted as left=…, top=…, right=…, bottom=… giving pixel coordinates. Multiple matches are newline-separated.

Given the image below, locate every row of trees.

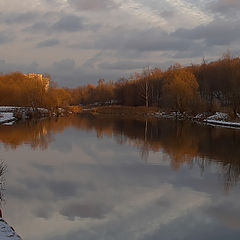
left=69, top=53, right=240, bottom=116
left=69, top=66, right=199, bottom=113
left=1, top=53, right=240, bottom=115
left=0, top=72, right=71, bottom=111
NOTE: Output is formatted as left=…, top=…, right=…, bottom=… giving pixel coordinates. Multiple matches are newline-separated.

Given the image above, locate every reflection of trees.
left=0, top=117, right=79, bottom=150
left=0, top=161, right=7, bottom=205
left=74, top=115, right=240, bottom=190
left=1, top=115, right=240, bottom=189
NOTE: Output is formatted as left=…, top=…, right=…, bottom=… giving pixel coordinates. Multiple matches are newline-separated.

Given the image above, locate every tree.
left=163, top=68, right=199, bottom=113
left=137, top=68, right=152, bottom=107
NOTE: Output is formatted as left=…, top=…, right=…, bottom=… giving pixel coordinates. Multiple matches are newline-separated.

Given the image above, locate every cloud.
left=32, top=163, right=55, bottom=173
left=1, top=12, right=38, bottom=24
left=98, top=61, right=158, bottom=70
left=24, top=14, right=98, bottom=34
left=52, top=58, right=76, bottom=71
left=36, top=38, right=60, bottom=48
left=33, top=206, right=54, bottom=219
left=52, top=14, right=85, bottom=32
left=0, top=31, right=14, bottom=44
left=68, top=0, right=117, bottom=11
left=210, top=0, right=240, bottom=14
left=60, top=202, right=111, bottom=220
left=82, top=27, right=192, bottom=52
left=24, top=21, right=50, bottom=33
left=173, top=20, right=240, bottom=46
left=46, top=180, right=79, bottom=198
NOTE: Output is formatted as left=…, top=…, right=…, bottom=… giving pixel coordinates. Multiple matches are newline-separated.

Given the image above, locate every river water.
left=0, top=116, right=240, bottom=240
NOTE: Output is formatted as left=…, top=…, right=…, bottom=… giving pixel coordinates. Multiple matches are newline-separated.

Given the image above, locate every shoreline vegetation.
left=1, top=105, right=240, bottom=129
left=1, top=52, right=240, bottom=128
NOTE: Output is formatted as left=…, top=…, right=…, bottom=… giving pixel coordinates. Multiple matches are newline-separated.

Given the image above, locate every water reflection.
left=1, top=116, right=240, bottom=189
left=0, top=161, right=7, bottom=215
left=1, top=116, right=240, bottom=240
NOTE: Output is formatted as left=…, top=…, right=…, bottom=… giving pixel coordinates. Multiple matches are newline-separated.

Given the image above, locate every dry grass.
left=68, top=105, right=83, bottom=113
left=89, top=105, right=160, bottom=116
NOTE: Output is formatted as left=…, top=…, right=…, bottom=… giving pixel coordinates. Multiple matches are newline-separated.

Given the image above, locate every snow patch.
left=0, top=112, right=16, bottom=124
left=0, top=218, right=22, bottom=240
left=203, top=119, right=240, bottom=128
left=203, top=112, right=240, bottom=128
left=206, top=112, right=230, bottom=121
left=2, top=121, right=15, bottom=126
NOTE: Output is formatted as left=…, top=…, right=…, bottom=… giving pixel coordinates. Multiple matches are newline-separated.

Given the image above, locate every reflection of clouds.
left=1, top=123, right=240, bottom=240
left=206, top=196, right=240, bottom=231
left=32, top=163, right=55, bottom=173
left=60, top=202, right=112, bottom=220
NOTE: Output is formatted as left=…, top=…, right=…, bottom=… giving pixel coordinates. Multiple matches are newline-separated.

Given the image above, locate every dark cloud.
left=207, top=201, right=240, bottom=230
left=173, top=20, right=240, bottom=46
left=160, top=10, right=175, bottom=19
left=36, top=38, right=60, bottom=48
left=32, top=163, right=55, bottom=173
left=68, top=0, right=117, bottom=11
left=124, top=31, right=191, bottom=52
left=210, top=0, right=240, bottom=14
left=2, top=12, right=38, bottom=24
left=98, top=61, right=158, bottom=70
left=24, top=14, right=98, bottom=34
left=52, top=58, right=76, bottom=71
left=12, top=177, right=79, bottom=200
left=82, top=27, right=192, bottom=52
left=45, top=0, right=59, bottom=5
left=24, top=21, right=50, bottom=33
left=33, top=206, right=54, bottom=219
left=0, top=31, right=14, bottom=44
left=52, top=15, right=85, bottom=32
left=46, top=180, right=79, bottom=198
left=60, top=202, right=111, bottom=220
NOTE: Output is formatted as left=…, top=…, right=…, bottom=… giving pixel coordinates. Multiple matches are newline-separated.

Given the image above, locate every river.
left=0, top=115, right=240, bottom=240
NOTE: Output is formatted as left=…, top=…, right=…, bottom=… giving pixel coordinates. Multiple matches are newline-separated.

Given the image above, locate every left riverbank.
left=0, top=106, right=82, bottom=125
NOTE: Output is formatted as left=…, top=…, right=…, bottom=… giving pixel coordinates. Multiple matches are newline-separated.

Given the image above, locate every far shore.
left=80, top=105, right=240, bottom=129
left=1, top=105, right=240, bottom=129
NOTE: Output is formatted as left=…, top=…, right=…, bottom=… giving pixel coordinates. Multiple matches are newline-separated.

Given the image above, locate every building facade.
left=24, top=73, right=49, bottom=90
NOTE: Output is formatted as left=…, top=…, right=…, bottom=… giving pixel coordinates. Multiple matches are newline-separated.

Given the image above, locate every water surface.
left=0, top=116, right=240, bottom=240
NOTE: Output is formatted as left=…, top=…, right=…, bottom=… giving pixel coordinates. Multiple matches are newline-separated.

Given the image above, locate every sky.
left=0, top=0, right=240, bottom=87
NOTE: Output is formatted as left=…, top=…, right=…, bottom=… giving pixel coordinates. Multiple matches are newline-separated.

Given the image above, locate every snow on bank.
left=153, top=111, right=240, bottom=129
left=0, top=218, right=22, bottom=239
left=203, top=112, right=240, bottom=128
left=0, top=112, right=16, bottom=124
left=152, top=111, right=191, bottom=120
left=0, top=106, right=50, bottom=125
left=203, top=119, right=240, bottom=128
left=206, top=112, right=229, bottom=120
left=0, top=106, right=48, bottom=113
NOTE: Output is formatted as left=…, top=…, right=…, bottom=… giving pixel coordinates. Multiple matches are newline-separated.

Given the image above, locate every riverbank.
left=83, top=105, right=240, bottom=129
left=0, top=106, right=82, bottom=125
left=0, top=107, right=49, bottom=125
left=1, top=105, right=240, bottom=129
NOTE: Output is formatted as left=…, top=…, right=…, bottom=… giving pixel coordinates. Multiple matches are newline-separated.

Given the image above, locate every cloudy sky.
left=0, top=0, right=240, bottom=87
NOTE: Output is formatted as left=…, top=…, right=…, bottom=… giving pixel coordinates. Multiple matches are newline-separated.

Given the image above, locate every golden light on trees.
left=163, top=67, right=199, bottom=112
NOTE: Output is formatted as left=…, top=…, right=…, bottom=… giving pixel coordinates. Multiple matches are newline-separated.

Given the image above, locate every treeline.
left=70, top=53, right=240, bottom=116
left=0, top=72, right=71, bottom=111
left=1, top=53, right=240, bottom=116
